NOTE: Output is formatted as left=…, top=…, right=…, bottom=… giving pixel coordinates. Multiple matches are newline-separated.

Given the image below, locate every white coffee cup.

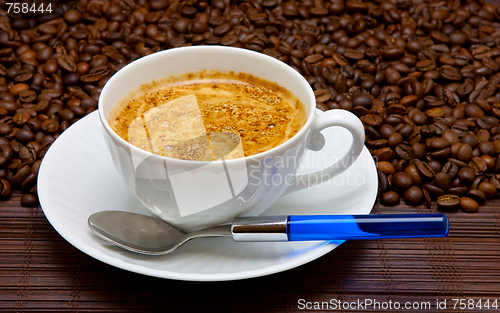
left=99, top=46, right=365, bottom=232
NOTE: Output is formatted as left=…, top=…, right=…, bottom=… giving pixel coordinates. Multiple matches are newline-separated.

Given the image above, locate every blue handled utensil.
left=232, top=214, right=449, bottom=241
left=89, top=211, right=449, bottom=255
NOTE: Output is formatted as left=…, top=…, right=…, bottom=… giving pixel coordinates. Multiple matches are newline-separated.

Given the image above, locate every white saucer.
left=38, top=111, right=377, bottom=281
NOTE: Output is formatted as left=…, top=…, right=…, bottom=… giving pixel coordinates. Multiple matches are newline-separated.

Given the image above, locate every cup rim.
left=98, top=46, right=316, bottom=164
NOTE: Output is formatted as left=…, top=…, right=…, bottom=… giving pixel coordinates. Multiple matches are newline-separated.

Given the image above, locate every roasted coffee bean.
left=81, top=74, right=102, bottom=84
left=0, top=100, right=19, bottom=114
left=0, top=123, right=11, bottom=136
left=20, top=193, right=38, bottom=207
left=15, top=129, right=35, bottom=144
left=465, top=104, right=484, bottom=118
left=81, top=98, right=98, bottom=110
left=393, top=172, right=413, bottom=190
left=409, top=131, right=422, bottom=145
left=467, top=189, right=486, bottom=203
left=416, top=59, right=436, bottom=72
left=379, top=124, right=395, bottom=139
left=462, top=134, right=479, bottom=149
left=431, top=148, right=451, bottom=160
left=412, top=111, right=428, bottom=125
left=423, top=188, right=432, bottom=209
left=378, top=171, right=388, bottom=194
left=448, top=158, right=468, bottom=169
left=428, top=160, right=442, bottom=173
left=430, top=138, right=450, bottom=150
left=392, top=144, right=411, bottom=161
left=58, top=109, right=75, bottom=122
left=18, top=90, right=36, bottom=103
left=10, top=164, right=31, bottom=187
left=14, top=69, right=33, bottom=83
left=490, top=174, right=500, bottom=190
left=13, top=110, right=31, bottom=127
left=352, top=94, right=372, bottom=108
left=447, top=186, right=469, bottom=197
left=20, top=173, right=36, bottom=194
left=478, top=141, right=495, bottom=156
left=479, top=182, right=497, bottom=199
left=0, top=179, right=12, bottom=199
left=394, top=159, right=408, bottom=173
left=37, top=142, right=52, bottom=159
left=441, top=65, right=462, bottom=81
left=0, top=145, right=13, bottom=167
left=10, top=140, right=22, bottom=154
left=457, top=144, right=473, bottom=163
left=387, top=133, right=402, bottom=149
left=423, top=183, right=445, bottom=198
left=442, top=130, right=460, bottom=145
left=31, top=159, right=41, bottom=175
left=372, top=147, right=394, bottom=162
left=471, top=176, right=488, bottom=190
left=470, top=156, right=487, bottom=175
left=416, top=161, right=436, bottom=179
left=41, top=135, right=55, bottom=145
left=0, top=138, right=10, bottom=146
left=477, top=129, right=490, bottom=142
left=368, top=139, right=388, bottom=150
left=26, top=141, right=40, bottom=154
left=19, top=146, right=34, bottom=164
left=403, top=186, right=424, bottom=205
left=398, top=124, right=414, bottom=138
left=28, top=119, right=41, bottom=131
left=433, top=122, right=448, bottom=136
left=377, top=161, right=395, bottom=176
left=380, top=191, right=400, bottom=206
left=364, top=114, right=384, bottom=128
left=64, top=73, right=81, bottom=85
left=41, top=119, right=59, bottom=133
left=437, top=194, right=460, bottom=210
left=458, top=167, right=476, bottom=184
left=460, top=197, right=479, bottom=213
left=434, top=172, right=452, bottom=190
left=89, top=65, right=110, bottom=76
left=420, top=124, right=436, bottom=137
left=412, top=143, right=426, bottom=160
left=64, top=9, right=82, bottom=24
left=57, top=54, right=77, bottom=73
left=5, top=128, right=19, bottom=141
left=404, top=165, right=422, bottom=186
left=442, top=162, right=459, bottom=179
left=477, top=117, right=494, bottom=130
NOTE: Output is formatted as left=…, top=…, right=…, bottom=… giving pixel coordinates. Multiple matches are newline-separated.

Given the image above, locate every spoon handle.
left=231, top=214, right=449, bottom=241
left=287, top=214, right=449, bottom=241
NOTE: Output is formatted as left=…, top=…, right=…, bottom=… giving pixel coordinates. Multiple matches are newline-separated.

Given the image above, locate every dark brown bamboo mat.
left=1, top=191, right=499, bottom=313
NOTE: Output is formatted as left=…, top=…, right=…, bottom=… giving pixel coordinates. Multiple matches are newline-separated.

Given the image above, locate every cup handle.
left=284, top=109, right=365, bottom=195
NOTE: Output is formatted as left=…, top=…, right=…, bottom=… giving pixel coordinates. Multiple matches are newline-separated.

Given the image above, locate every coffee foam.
left=110, top=71, right=306, bottom=161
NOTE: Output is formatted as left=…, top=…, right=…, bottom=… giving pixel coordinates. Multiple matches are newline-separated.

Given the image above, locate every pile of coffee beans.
left=1, top=0, right=499, bottom=211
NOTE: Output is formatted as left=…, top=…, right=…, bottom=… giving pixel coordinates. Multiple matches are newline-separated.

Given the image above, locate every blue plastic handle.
left=287, top=214, right=449, bottom=241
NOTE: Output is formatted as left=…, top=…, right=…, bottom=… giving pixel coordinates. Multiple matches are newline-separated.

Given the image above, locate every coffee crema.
left=109, top=71, right=307, bottom=161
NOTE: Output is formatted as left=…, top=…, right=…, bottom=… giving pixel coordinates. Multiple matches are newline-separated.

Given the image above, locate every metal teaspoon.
left=88, top=211, right=449, bottom=255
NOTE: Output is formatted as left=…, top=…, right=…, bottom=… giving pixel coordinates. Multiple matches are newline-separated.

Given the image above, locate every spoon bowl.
left=88, top=211, right=232, bottom=255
